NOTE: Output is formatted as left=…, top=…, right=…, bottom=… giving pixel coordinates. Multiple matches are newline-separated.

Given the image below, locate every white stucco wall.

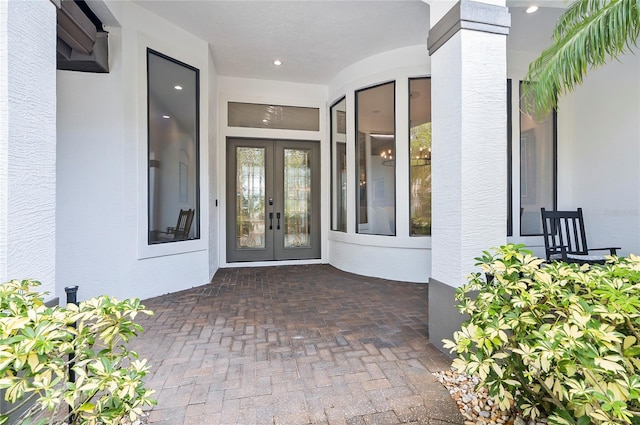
left=56, top=1, right=211, bottom=301
left=0, top=0, right=57, bottom=297
left=559, top=52, right=640, bottom=257
left=327, top=45, right=433, bottom=283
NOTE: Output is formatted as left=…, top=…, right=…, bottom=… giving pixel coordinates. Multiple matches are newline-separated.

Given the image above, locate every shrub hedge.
left=444, top=244, right=640, bottom=424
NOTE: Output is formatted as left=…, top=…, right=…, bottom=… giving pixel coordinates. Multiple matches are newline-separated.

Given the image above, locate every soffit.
left=129, top=1, right=566, bottom=86
left=132, top=0, right=431, bottom=85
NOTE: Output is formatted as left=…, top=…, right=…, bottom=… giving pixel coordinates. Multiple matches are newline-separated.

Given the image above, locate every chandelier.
left=381, top=149, right=394, bottom=166
left=411, top=147, right=431, bottom=166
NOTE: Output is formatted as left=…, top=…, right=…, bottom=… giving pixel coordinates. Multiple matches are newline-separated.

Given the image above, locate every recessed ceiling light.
left=262, top=119, right=268, bottom=123
left=162, top=115, right=170, bottom=119
left=174, top=85, right=183, bottom=90
left=526, top=5, right=538, bottom=13
left=273, top=59, right=282, bottom=66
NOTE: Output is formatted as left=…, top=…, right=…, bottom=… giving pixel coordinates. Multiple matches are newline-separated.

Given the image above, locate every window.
left=519, top=81, right=556, bottom=236
left=355, top=82, right=396, bottom=236
left=330, top=97, right=347, bottom=232
left=147, top=49, right=200, bottom=244
left=228, top=102, right=319, bottom=131
left=409, top=78, right=431, bottom=236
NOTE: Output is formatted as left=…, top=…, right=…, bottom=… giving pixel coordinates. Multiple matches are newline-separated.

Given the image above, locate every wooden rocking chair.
left=540, top=207, right=620, bottom=265
left=158, top=208, right=194, bottom=241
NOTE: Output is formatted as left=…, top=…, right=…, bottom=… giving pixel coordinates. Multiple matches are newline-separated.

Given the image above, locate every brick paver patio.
left=130, top=264, right=462, bottom=425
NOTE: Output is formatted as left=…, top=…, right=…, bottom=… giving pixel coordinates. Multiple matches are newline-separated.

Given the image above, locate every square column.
left=0, top=0, right=57, bottom=297
left=427, top=0, right=510, bottom=352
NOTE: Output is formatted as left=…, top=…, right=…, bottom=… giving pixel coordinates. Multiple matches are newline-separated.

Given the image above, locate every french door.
left=226, top=138, right=320, bottom=262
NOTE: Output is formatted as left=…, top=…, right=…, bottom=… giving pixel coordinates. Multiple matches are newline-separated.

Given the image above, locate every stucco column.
left=0, top=0, right=57, bottom=298
left=427, top=0, right=510, bottom=352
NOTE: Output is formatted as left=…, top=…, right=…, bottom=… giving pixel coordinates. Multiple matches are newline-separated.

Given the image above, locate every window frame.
left=330, top=96, right=347, bottom=232
left=146, top=48, right=201, bottom=246
left=354, top=80, right=397, bottom=236
left=518, top=80, right=557, bottom=237
left=507, top=79, right=513, bottom=236
left=408, top=77, right=432, bottom=237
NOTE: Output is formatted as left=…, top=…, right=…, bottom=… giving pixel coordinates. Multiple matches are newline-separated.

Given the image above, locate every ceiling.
left=125, top=0, right=566, bottom=86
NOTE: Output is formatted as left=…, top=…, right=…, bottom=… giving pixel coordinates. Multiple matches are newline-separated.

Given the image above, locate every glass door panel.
left=283, top=148, right=312, bottom=249
left=236, top=147, right=266, bottom=249
left=274, top=140, right=320, bottom=260
left=227, top=139, right=274, bottom=262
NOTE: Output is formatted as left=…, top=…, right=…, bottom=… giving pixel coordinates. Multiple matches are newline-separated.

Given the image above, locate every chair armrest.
left=588, top=247, right=621, bottom=256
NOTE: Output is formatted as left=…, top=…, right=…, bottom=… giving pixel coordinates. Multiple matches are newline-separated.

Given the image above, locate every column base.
left=428, top=278, right=467, bottom=356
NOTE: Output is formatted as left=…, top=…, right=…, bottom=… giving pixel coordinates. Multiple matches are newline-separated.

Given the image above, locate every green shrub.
left=0, top=279, right=156, bottom=425
left=443, top=244, right=640, bottom=425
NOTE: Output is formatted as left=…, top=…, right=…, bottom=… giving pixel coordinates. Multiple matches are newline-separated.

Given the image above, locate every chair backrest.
left=174, top=209, right=195, bottom=240
left=540, top=207, right=589, bottom=260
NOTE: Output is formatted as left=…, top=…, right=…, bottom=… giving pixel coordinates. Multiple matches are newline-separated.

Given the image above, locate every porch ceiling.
left=129, top=0, right=565, bottom=85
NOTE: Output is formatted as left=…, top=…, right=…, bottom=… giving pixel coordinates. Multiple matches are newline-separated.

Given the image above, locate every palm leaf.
left=523, top=0, right=640, bottom=119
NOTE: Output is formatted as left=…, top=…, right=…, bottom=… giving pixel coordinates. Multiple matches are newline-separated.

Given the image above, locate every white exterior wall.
left=56, top=1, right=211, bottom=301
left=0, top=0, right=57, bottom=297
left=560, top=53, right=640, bottom=257
left=507, top=50, right=640, bottom=259
left=217, top=76, right=328, bottom=267
left=327, top=45, right=432, bottom=283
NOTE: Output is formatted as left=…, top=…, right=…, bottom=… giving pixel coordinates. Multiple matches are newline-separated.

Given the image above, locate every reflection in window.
left=356, top=82, right=396, bottom=236
left=409, top=78, right=432, bottom=236
left=330, top=97, right=347, bottom=232
left=147, top=49, right=199, bottom=244
left=519, top=81, right=556, bottom=236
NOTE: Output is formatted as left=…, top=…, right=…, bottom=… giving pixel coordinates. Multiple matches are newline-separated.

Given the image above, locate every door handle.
left=276, top=212, right=281, bottom=230
left=269, top=212, right=273, bottom=230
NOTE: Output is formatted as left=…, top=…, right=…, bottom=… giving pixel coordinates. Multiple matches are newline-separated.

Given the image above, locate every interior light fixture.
left=381, top=149, right=394, bottom=166
left=162, top=115, right=170, bottom=119
left=174, top=85, right=183, bottom=90
left=411, top=147, right=431, bottom=167
left=370, top=133, right=395, bottom=139
left=273, top=59, right=282, bottom=66
left=526, top=5, right=538, bottom=13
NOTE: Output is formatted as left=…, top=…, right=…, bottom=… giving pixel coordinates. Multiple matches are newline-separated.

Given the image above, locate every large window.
left=330, top=97, right=347, bottom=232
left=355, top=82, right=396, bottom=236
left=147, top=49, right=200, bottom=244
left=409, top=78, right=431, bottom=236
left=519, top=81, right=556, bottom=235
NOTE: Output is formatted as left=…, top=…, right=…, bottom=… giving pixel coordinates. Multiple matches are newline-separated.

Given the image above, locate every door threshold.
left=222, top=259, right=324, bottom=268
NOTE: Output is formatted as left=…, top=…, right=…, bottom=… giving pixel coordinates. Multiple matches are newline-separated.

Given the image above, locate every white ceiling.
left=127, top=0, right=566, bottom=86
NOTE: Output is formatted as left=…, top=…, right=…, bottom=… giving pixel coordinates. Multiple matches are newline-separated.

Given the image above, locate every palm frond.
left=553, top=0, right=607, bottom=41
left=523, top=0, right=640, bottom=119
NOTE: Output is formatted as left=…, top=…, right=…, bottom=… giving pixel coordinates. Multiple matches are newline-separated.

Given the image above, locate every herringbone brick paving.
left=130, top=265, right=462, bottom=425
